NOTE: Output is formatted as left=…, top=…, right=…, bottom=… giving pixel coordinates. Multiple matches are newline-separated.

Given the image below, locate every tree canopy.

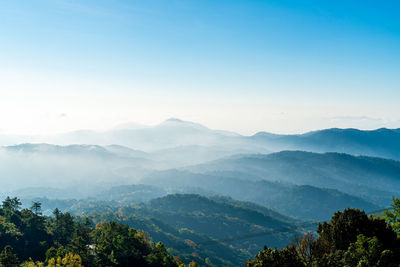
left=247, top=198, right=400, bottom=267
left=0, top=197, right=189, bottom=267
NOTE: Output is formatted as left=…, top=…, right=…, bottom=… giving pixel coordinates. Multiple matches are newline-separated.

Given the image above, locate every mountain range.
left=2, top=118, right=400, bottom=161
left=1, top=119, right=399, bottom=221
left=1, top=119, right=399, bottom=265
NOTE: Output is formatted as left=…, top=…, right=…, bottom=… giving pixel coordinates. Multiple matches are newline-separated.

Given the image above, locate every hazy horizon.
left=1, top=1, right=400, bottom=135
left=0, top=116, right=400, bottom=138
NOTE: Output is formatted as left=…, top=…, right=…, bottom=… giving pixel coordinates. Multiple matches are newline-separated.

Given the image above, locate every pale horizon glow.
left=1, top=0, right=400, bottom=136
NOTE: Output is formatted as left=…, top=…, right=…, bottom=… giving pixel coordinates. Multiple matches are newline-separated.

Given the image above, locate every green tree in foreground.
left=0, top=245, right=19, bottom=267
left=379, top=196, right=400, bottom=236
left=0, top=197, right=192, bottom=267
left=90, top=221, right=180, bottom=267
left=343, top=234, right=393, bottom=267
left=317, top=208, right=397, bottom=251
left=245, top=245, right=303, bottom=267
left=247, top=197, right=400, bottom=267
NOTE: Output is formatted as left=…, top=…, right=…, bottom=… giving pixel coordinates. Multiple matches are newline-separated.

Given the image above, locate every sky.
left=0, top=0, right=399, bottom=135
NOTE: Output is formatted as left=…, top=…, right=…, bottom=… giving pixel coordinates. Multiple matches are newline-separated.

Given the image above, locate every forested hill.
left=143, top=194, right=299, bottom=245
left=30, top=194, right=303, bottom=266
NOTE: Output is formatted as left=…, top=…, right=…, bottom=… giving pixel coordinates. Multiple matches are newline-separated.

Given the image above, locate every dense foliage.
left=0, top=197, right=188, bottom=267
left=246, top=198, right=400, bottom=267
left=3, top=193, right=400, bottom=267
left=31, top=194, right=303, bottom=266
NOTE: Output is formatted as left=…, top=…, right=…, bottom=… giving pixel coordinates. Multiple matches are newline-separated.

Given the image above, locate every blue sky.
left=0, top=0, right=399, bottom=134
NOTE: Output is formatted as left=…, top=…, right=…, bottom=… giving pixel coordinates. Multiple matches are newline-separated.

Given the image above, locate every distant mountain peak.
left=165, top=117, right=185, bottom=123
left=159, top=118, right=209, bottom=129
left=161, top=118, right=201, bottom=126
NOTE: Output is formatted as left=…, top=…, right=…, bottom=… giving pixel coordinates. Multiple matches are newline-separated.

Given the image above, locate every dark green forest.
left=0, top=196, right=399, bottom=266
left=0, top=197, right=192, bottom=267
left=246, top=197, right=400, bottom=267
left=18, top=194, right=302, bottom=266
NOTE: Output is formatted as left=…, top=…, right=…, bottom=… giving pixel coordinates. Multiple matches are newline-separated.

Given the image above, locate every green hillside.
left=27, top=194, right=303, bottom=266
